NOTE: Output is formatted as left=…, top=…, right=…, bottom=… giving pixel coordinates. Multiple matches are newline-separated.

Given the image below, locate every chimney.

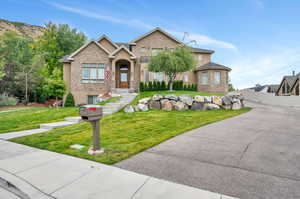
left=293, top=71, right=295, bottom=76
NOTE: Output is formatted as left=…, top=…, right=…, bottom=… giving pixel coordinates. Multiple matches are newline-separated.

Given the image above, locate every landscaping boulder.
left=139, top=97, right=151, bottom=104
left=173, top=101, right=189, bottom=111
left=134, top=105, right=140, bottom=112
left=194, top=95, right=205, bottom=103
left=232, top=99, right=242, bottom=110
left=138, top=103, right=149, bottom=112
left=149, top=100, right=161, bottom=110
left=179, top=94, right=193, bottom=106
left=222, top=105, right=232, bottom=110
left=165, top=94, right=178, bottom=101
left=152, top=94, right=163, bottom=101
left=212, top=96, right=223, bottom=106
left=124, top=105, right=135, bottom=113
left=204, top=103, right=220, bottom=110
left=204, top=96, right=212, bottom=103
left=222, top=95, right=233, bottom=106
left=161, top=99, right=173, bottom=111
left=191, top=102, right=205, bottom=110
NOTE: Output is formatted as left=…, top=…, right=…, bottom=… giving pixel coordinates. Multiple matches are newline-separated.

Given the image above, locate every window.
left=214, top=72, right=221, bottom=84
left=140, top=47, right=147, bottom=52
left=154, top=72, right=164, bottom=82
left=81, top=63, right=105, bottom=83
left=184, top=73, right=188, bottom=82
left=198, top=55, right=203, bottom=61
left=88, top=95, right=98, bottom=104
left=144, top=69, right=149, bottom=83
left=151, top=48, right=163, bottom=56
left=201, top=72, right=208, bottom=85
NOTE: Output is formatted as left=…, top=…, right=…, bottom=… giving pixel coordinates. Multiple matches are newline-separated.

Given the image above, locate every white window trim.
left=214, top=71, right=221, bottom=85
left=201, top=72, right=209, bottom=85
left=81, top=63, right=105, bottom=83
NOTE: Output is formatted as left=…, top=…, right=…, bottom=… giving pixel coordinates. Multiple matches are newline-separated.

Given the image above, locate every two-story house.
left=60, top=27, right=231, bottom=105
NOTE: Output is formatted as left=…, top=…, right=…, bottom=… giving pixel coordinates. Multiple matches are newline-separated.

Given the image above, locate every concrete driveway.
left=116, top=92, right=300, bottom=199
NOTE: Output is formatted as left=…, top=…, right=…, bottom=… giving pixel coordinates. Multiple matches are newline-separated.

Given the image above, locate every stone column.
left=129, top=60, right=135, bottom=91
left=111, top=60, right=116, bottom=90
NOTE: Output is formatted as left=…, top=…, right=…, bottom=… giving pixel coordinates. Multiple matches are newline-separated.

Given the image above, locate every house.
left=60, top=27, right=231, bottom=105
left=276, top=72, right=300, bottom=96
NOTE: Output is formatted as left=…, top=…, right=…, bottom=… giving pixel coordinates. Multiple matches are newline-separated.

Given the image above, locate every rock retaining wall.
left=124, top=94, right=244, bottom=113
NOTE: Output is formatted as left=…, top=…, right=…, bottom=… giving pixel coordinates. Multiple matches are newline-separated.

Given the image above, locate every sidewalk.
left=0, top=140, right=237, bottom=199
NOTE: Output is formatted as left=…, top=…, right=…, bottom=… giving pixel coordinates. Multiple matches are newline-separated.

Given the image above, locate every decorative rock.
left=173, top=101, right=189, bottom=111
left=152, top=94, right=163, bottom=101
left=204, top=103, right=220, bottom=110
left=149, top=100, right=161, bottom=110
left=222, top=105, right=232, bottom=110
left=194, top=95, right=205, bottom=103
left=124, top=106, right=135, bottom=113
left=161, top=99, right=173, bottom=111
left=222, top=95, right=232, bottom=105
left=138, top=97, right=151, bottom=104
left=138, top=103, right=149, bottom=112
left=179, top=94, right=193, bottom=106
left=191, top=102, right=205, bottom=110
left=70, top=144, right=85, bottom=150
left=204, top=96, right=212, bottom=103
left=165, top=94, right=178, bottom=101
left=232, top=99, right=242, bottom=110
left=212, top=96, right=223, bottom=106
left=134, top=106, right=140, bottom=112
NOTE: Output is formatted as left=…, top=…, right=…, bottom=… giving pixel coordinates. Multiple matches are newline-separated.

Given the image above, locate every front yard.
left=10, top=91, right=250, bottom=165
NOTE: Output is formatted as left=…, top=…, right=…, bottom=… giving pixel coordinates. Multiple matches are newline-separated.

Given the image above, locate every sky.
left=2, top=0, right=300, bottom=88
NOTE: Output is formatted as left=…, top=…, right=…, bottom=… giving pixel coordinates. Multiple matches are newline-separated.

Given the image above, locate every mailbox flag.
left=105, top=66, right=110, bottom=79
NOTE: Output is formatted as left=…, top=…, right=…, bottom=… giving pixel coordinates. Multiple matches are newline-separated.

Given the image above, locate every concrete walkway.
left=0, top=140, right=237, bottom=199
left=116, top=95, right=300, bottom=199
left=0, top=93, right=137, bottom=140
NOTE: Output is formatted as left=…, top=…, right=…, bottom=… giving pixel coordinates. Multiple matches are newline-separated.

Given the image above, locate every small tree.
left=64, top=92, right=75, bottom=107
left=149, top=46, right=196, bottom=91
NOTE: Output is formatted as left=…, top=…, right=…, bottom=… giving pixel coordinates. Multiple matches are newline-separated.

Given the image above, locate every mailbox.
left=80, top=105, right=103, bottom=121
left=79, top=105, right=104, bottom=155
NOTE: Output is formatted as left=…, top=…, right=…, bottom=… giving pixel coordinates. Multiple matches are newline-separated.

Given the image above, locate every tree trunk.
left=169, top=81, right=173, bottom=91
left=25, top=73, right=28, bottom=104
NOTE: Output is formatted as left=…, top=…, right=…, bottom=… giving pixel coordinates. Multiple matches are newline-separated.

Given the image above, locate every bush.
left=140, top=81, right=197, bottom=92
left=148, top=81, right=153, bottom=91
left=161, top=81, right=167, bottom=90
left=0, top=94, right=18, bottom=107
left=64, top=92, right=75, bottom=107
left=139, top=82, right=145, bottom=92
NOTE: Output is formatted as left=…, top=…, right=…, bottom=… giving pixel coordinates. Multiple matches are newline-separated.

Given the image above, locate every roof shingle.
left=196, top=62, right=231, bottom=71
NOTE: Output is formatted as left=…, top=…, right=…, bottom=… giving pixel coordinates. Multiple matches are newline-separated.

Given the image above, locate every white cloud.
left=169, top=30, right=238, bottom=51
left=229, top=49, right=300, bottom=89
left=43, top=1, right=237, bottom=50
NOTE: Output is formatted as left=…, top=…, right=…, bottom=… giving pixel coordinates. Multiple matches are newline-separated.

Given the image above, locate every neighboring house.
left=276, top=72, right=300, bottom=96
left=249, top=84, right=279, bottom=93
left=60, top=27, right=231, bottom=105
left=291, top=76, right=300, bottom=96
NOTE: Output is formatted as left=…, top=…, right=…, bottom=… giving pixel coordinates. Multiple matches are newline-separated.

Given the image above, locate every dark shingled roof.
left=283, top=76, right=298, bottom=87
left=190, top=47, right=214, bottom=54
left=59, top=55, right=71, bottom=63
left=196, top=62, right=231, bottom=71
left=115, top=42, right=130, bottom=50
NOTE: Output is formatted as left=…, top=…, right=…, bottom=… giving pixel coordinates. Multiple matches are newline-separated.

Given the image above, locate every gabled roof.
left=196, top=62, right=231, bottom=71
left=98, top=34, right=119, bottom=49
left=115, top=42, right=130, bottom=50
left=291, top=77, right=300, bottom=91
left=130, top=27, right=182, bottom=44
left=67, top=40, right=110, bottom=60
left=276, top=75, right=298, bottom=94
left=190, top=47, right=214, bottom=54
left=109, top=45, right=136, bottom=59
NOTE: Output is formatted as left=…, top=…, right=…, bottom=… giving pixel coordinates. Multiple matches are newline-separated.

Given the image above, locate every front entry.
left=116, top=60, right=130, bottom=88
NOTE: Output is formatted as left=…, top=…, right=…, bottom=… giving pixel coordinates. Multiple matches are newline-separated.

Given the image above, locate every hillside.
left=0, top=19, right=44, bottom=38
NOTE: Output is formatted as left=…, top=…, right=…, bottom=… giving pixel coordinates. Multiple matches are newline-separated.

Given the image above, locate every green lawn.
left=11, top=107, right=251, bottom=165
left=131, top=91, right=223, bottom=105
left=0, top=107, right=78, bottom=133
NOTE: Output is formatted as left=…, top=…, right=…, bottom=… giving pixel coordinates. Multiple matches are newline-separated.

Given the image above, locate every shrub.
left=139, top=82, right=145, bottom=92
left=0, top=94, right=18, bottom=107
left=148, top=81, right=153, bottom=91
left=161, top=81, right=167, bottom=90
left=64, top=92, right=75, bottom=107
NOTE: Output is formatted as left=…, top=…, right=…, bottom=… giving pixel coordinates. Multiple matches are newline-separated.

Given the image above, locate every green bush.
left=140, top=81, right=197, bottom=92
left=148, top=82, right=153, bottom=91
left=64, top=92, right=75, bottom=107
left=0, top=94, right=18, bottom=107
left=139, top=82, right=145, bottom=92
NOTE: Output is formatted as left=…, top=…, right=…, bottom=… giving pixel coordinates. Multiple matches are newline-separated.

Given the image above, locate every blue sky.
left=2, top=0, right=300, bottom=88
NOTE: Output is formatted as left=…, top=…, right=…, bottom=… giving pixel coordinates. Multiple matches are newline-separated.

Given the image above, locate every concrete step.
left=40, top=121, right=77, bottom=129
left=64, top=117, right=82, bottom=123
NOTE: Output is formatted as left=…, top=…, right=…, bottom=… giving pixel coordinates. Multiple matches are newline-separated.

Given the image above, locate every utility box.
left=79, top=105, right=104, bottom=155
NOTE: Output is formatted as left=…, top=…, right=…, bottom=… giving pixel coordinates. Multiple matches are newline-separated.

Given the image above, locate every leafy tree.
left=37, top=22, right=86, bottom=77
left=149, top=46, right=196, bottom=91
left=43, top=68, right=66, bottom=103
left=64, top=92, right=75, bottom=107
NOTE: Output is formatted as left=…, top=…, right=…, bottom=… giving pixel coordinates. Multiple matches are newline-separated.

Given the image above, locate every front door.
left=119, top=65, right=129, bottom=88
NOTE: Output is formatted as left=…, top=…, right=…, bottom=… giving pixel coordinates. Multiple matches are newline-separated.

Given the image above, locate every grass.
left=0, top=107, right=78, bottom=134
left=11, top=107, right=251, bottom=165
left=97, top=96, right=122, bottom=105
left=130, top=91, right=223, bottom=105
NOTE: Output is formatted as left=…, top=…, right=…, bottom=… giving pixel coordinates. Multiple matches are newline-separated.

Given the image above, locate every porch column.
left=111, top=59, right=116, bottom=89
